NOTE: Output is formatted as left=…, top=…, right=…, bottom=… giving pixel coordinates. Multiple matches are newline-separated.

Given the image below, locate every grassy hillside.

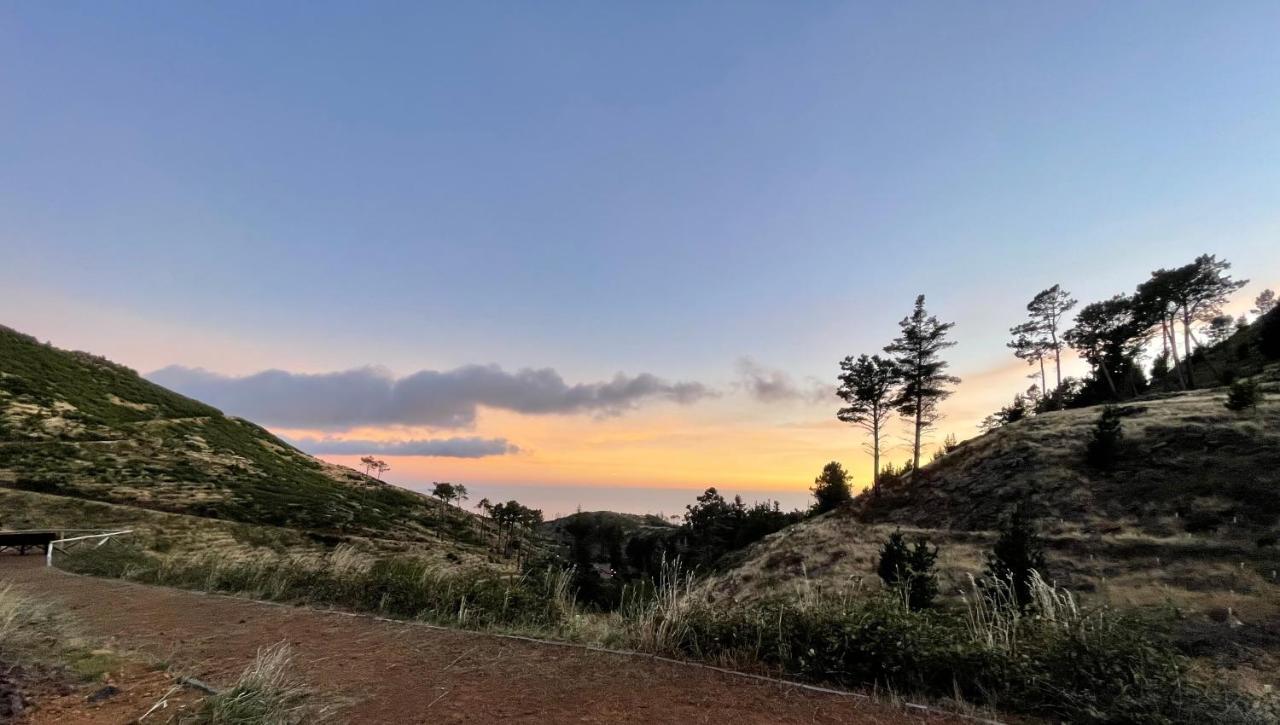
left=0, top=325, right=487, bottom=552
left=706, top=366, right=1280, bottom=695
left=858, top=377, right=1280, bottom=534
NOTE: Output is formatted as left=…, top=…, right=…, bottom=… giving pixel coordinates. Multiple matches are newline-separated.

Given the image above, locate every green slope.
left=0, top=325, right=477, bottom=546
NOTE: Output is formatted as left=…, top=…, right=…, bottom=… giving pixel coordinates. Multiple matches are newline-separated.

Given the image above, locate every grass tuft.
left=184, top=643, right=309, bottom=725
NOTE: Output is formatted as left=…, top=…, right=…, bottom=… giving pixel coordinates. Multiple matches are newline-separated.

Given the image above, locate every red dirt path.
left=2, top=555, right=969, bottom=724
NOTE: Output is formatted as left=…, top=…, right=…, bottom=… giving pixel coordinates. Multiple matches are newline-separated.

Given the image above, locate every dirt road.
left=2, top=556, right=966, bottom=724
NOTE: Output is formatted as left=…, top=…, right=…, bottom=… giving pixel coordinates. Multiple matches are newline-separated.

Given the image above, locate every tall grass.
left=61, top=548, right=1278, bottom=724
left=623, top=555, right=695, bottom=653
left=184, top=643, right=309, bottom=725
left=62, top=545, right=577, bottom=631
left=0, top=583, right=62, bottom=656
left=0, top=583, right=34, bottom=648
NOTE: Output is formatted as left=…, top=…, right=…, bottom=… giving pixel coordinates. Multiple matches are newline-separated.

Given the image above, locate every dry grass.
left=183, top=643, right=313, bottom=725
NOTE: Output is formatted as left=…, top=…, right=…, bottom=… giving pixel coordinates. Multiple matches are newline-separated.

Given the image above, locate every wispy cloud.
left=288, top=435, right=519, bottom=458
left=148, top=364, right=714, bottom=429
left=734, top=357, right=832, bottom=404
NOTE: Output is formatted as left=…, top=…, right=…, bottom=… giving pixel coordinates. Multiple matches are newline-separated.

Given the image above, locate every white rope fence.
left=45, top=529, right=134, bottom=567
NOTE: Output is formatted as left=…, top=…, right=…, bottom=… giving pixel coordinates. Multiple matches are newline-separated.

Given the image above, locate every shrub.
left=1225, top=378, right=1261, bottom=412
left=984, top=502, right=1048, bottom=611
left=810, top=461, right=852, bottom=514
left=668, top=586, right=1273, bottom=724
left=1085, top=405, right=1123, bottom=469
left=1183, top=510, right=1224, bottom=534
left=875, top=531, right=939, bottom=610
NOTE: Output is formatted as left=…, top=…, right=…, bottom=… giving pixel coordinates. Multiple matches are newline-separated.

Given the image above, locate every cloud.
left=734, top=358, right=832, bottom=404
left=148, top=364, right=714, bottom=429
left=288, top=435, right=519, bottom=458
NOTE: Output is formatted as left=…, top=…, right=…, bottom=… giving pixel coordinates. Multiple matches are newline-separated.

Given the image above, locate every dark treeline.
left=559, top=464, right=860, bottom=610
left=983, top=254, right=1277, bottom=431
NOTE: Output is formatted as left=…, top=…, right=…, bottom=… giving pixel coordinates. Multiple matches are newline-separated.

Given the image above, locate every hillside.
left=0, top=325, right=487, bottom=555
left=859, top=378, right=1280, bottom=533
left=706, top=365, right=1280, bottom=694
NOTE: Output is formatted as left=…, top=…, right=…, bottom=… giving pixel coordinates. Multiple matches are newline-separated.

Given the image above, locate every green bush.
left=666, top=593, right=1273, bottom=724
left=1086, top=405, right=1123, bottom=469
left=1225, top=378, right=1261, bottom=412
left=875, top=531, right=939, bottom=610
left=984, top=502, right=1048, bottom=610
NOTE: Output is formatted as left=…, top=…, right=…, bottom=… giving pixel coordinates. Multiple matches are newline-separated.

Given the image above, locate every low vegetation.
left=184, top=643, right=311, bottom=725
left=58, top=542, right=1278, bottom=724
left=61, top=545, right=577, bottom=631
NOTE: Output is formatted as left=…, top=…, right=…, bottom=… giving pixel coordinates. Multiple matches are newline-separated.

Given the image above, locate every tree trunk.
left=1037, top=355, right=1047, bottom=396
left=1165, top=317, right=1186, bottom=389
left=1180, top=308, right=1197, bottom=388
left=1098, top=356, right=1118, bottom=397
left=1051, top=333, right=1062, bottom=389
left=872, top=416, right=881, bottom=495
left=1186, top=329, right=1224, bottom=382
left=911, top=397, right=922, bottom=478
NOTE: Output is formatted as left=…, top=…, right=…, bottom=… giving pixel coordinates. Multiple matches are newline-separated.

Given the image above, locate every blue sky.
left=2, top=2, right=1277, bottom=514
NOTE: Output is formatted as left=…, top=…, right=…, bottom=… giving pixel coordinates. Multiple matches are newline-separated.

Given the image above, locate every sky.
left=2, top=2, right=1278, bottom=518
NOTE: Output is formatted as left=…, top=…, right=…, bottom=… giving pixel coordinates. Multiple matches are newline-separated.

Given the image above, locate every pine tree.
left=1225, top=378, right=1261, bottom=412
left=1254, top=289, right=1276, bottom=317
left=1022, top=285, right=1076, bottom=389
left=985, top=502, right=1048, bottom=611
left=810, top=461, right=852, bottom=514
left=884, top=295, right=960, bottom=477
left=877, top=530, right=939, bottom=610
left=1086, top=405, right=1123, bottom=469
left=836, top=354, right=900, bottom=491
left=1064, top=295, right=1150, bottom=398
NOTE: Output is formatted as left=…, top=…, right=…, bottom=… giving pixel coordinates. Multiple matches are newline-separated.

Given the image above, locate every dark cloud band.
left=734, top=357, right=831, bottom=404
left=288, top=435, right=518, bottom=458
left=148, top=364, right=714, bottom=429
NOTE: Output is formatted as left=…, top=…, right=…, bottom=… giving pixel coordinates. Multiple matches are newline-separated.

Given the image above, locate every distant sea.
left=398, top=482, right=814, bottom=522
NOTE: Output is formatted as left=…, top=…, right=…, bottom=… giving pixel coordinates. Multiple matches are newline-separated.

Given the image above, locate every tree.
left=1020, top=285, right=1076, bottom=389
left=1139, top=255, right=1247, bottom=388
left=877, top=531, right=939, bottom=611
left=373, top=459, right=390, bottom=480
left=489, top=500, right=544, bottom=560
left=810, top=461, right=852, bottom=514
left=984, top=502, right=1048, bottom=611
left=1007, top=323, right=1052, bottom=400
left=1150, top=350, right=1171, bottom=381
left=836, top=354, right=900, bottom=490
left=980, top=393, right=1031, bottom=433
left=1204, top=314, right=1234, bottom=346
left=1064, top=295, right=1150, bottom=398
left=1225, top=378, right=1261, bottom=413
left=884, top=295, right=960, bottom=477
left=359, top=455, right=378, bottom=476
left=1255, top=289, right=1277, bottom=317
left=1086, top=406, right=1123, bottom=469
left=1135, top=271, right=1189, bottom=389
left=431, top=481, right=458, bottom=520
